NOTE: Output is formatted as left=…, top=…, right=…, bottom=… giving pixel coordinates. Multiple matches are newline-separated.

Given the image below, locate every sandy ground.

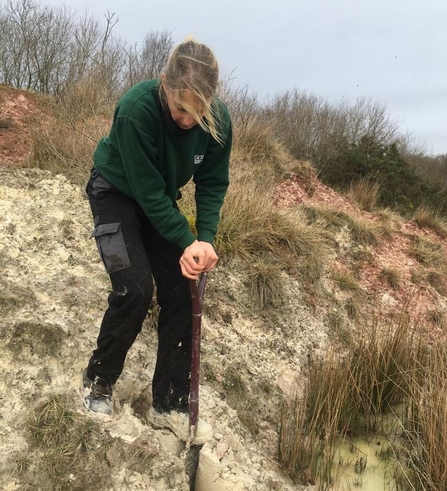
left=0, top=167, right=319, bottom=490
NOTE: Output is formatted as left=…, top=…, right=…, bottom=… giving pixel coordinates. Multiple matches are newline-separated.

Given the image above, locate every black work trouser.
left=85, top=169, right=192, bottom=413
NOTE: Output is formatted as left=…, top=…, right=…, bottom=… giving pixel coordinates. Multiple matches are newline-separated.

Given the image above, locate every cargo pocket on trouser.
left=91, top=222, right=131, bottom=274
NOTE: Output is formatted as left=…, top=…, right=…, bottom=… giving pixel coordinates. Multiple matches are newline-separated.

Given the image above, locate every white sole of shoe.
left=148, top=407, right=212, bottom=444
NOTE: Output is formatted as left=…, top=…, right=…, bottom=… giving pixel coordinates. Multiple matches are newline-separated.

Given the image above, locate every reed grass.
left=278, top=311, right=420, bottom=487
left=391, top=341, right=447, bottom=490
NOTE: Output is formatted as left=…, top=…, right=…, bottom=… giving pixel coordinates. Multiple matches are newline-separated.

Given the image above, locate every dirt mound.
left=0, top=84, right=50, bottom=166
left=276, top=171, right=447, bottom=338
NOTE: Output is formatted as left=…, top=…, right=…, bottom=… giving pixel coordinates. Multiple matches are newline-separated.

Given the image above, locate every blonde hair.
left=162, top=37, right=224, bottom=144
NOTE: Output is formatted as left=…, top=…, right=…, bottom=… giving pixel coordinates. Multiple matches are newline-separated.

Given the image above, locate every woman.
left=82, top=38, right=232, bottom=444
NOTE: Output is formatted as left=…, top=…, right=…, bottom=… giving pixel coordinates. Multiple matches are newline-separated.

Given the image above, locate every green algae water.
left=330, top=436, right=397, bottom=491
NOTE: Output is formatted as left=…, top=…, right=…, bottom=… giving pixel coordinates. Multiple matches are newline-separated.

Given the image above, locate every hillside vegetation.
left=2, top=1, right=447, bottom=490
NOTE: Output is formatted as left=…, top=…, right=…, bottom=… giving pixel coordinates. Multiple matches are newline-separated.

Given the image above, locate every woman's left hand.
left=180, top=240, right=219, bottom=279
left=198, top=241, right=218, bottom=272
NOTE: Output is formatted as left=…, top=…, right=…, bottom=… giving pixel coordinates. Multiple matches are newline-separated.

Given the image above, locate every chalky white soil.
left=0, top=167, right=322, bottom=490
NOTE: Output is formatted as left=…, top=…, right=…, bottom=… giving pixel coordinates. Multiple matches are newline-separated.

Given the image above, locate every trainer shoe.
left=147, top=407, right=213, bottom=444
left=82, top=369, right=113, bottom=416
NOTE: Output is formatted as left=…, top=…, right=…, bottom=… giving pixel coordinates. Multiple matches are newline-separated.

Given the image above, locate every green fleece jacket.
left=93, top=79, right=232, bottom=250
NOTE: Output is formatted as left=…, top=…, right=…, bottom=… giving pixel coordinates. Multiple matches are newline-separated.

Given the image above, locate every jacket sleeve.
left=193, top=106, right=232, bottom=244
left=114, top=116, right=196, bottom=250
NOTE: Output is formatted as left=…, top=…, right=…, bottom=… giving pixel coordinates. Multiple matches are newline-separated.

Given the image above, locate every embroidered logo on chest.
left=194, top=155, right=204, bottom=165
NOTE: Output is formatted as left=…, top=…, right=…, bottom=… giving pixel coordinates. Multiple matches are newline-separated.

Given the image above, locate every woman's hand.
left=199, top=241, right=219, bottom=271
left=179, top=240, right=218, bottom=279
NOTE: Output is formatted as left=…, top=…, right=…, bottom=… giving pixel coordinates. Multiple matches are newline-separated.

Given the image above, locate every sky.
left=41, top=0, right=447, bottom=155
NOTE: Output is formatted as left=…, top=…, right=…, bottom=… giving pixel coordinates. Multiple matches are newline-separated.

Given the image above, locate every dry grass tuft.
left=232, top=120, right=285, bottom=175
left=330, top=269, right=361, bottom=292
left=348, top=215, right=387, bottom=245
left=427, top=309, right=447, bottom=329
left=246, top=258, right=284, bottom=309
left=409, top=236, right=447, bottom=269
left=301, top=204, right=386, bottom=246
left=344, top=292, right=365, bottom=320
left=29, top=395, right=96, bottom=451
left=347, top=177, right=380, bottom=211
left=425, top=270, right=447, bottom=295
left=27, top=80, right=113, bottom=185
left=21, top=394, right=112, bottom=490
left=413, top=205, right=447, bottom=236
left=28, top=118, right=106, bottom=185
left=214, top=180, right=330, bottom=285
left=0, top=116, right=13, bottom=129
left=380, top=267, right=402, bottom=290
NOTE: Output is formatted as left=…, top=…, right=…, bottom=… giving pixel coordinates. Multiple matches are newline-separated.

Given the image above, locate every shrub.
left=323, top=137, right=447, bottom=215
left=264, top=92, right=400, bottom=173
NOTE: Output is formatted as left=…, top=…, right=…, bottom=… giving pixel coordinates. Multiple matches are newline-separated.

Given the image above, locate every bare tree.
left=66, top=14, right=103, bottom=87
left=262, top=88, right=403, bottom=171
left=124, top=30, right=173, bottom=88
left=83, top=11, right=127, bottom=99
left=140, top=30, right=173, bottom=78
left=0, top=0, right=37, bottom=89
left=0, top=1, right=173, bottom=100
left=31, top=5, right=73, bottom=93
left=0, top=0, right=75, bottom=93
left=0, top=1, right=126, bottom=98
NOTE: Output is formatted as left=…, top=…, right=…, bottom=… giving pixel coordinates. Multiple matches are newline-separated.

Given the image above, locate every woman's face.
left=162, top=74, right=206, bottom=130
left=165, top=90, right=200, bottom=130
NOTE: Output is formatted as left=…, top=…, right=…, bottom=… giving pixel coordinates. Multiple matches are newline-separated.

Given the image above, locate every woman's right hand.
left=179, top=240, right=207, bottom=279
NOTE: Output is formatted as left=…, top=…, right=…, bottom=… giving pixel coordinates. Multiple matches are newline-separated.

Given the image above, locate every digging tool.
left=185, top=272, right=208, bottom=489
